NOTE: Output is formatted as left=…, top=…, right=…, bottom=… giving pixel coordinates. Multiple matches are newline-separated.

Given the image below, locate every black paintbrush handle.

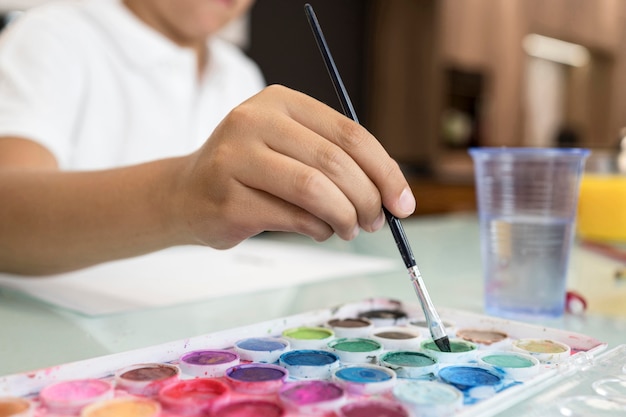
left=304, top=4, right=359, bottom=124
left=305, top=3, right=416, bottom=270
left=305, top=3, right=451, bottom=353
left=384, top=208, right=416, bottom=269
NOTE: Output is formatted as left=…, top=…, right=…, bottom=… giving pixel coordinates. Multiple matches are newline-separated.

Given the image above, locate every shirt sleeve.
left=0, top=5, right=87, bottom=166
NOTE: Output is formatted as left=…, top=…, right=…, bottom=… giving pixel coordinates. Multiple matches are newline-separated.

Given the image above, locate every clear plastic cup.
left=469, top=147, right=589, bottom=320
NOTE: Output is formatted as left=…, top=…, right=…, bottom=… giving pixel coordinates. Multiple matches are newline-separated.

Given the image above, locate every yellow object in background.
left=577, top=174, right=626, bottom=242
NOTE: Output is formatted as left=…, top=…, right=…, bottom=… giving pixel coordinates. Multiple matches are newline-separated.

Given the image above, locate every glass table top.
left=1, top=214, right=624, bottom=377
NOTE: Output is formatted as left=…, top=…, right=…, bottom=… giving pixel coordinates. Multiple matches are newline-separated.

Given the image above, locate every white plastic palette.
left=0, top=297, right=618, bottom=417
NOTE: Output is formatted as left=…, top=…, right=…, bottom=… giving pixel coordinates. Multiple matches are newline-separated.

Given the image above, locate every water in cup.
left=482, top=215, right=573, bottom=318
left=469, top=147, right=589, bottom=320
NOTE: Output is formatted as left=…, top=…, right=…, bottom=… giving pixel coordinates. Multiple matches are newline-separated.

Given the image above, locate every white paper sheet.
left=0, top=239, right=397, bottom=316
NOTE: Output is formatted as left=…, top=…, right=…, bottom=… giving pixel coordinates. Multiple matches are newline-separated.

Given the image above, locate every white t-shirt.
left=0, top=0, right=265, bottom=170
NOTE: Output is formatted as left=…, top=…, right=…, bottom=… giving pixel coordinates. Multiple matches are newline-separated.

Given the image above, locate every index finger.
left=274, top=86, right=416, bottom=218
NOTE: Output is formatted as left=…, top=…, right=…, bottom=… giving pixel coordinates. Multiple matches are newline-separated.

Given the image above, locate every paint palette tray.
left=490, top=343, right=626, bottom=417
left=0, top=297, right=619, bottom=417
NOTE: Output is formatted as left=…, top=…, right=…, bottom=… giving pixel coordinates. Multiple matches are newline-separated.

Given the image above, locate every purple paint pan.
left=179, top=349, right=240, bottom=377
left=225, top=363, right=287, bottom=394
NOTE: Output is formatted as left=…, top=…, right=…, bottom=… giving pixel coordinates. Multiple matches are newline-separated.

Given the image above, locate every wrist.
left=151, top=155, right=196, bottom=247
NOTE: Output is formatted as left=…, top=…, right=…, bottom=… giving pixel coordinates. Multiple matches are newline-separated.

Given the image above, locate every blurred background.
left=2, top=0, right=626, bottom=216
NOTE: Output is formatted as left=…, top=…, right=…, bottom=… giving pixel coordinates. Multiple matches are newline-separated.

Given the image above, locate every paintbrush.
left=304, top=3, right=451, bottom=353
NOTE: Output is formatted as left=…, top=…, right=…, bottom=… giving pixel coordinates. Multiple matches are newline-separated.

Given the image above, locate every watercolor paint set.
left=0, top=297, right=623, bottom=417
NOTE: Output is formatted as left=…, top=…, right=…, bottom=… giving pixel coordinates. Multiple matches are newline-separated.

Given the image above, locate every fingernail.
left=398, top=188, right=416, bottom=215
left=371, top=210, right=385, bottom=231
left=350, top=224, right=360, bottom=240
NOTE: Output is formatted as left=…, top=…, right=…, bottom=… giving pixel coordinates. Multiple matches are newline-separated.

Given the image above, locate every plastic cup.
left=469, top=147, right=589, bottom=320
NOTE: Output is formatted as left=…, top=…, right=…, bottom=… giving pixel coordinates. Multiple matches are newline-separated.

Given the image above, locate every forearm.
left=0, top=157, right=190, bottom=276
left=0, top=86, right=417, bottom=276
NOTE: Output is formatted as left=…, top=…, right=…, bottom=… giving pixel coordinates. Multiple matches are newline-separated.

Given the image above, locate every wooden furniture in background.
left=408, top=178, right=476, bottom=216
left=367, top=0, right=626, bottom=180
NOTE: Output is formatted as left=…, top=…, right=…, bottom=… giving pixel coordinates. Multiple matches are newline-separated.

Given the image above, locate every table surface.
left=1, top=213, right=625, bottom=377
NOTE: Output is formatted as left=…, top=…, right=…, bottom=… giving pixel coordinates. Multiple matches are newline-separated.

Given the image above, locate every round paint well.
left=393, top=380, right=463, bottom=417
left=409, top=318, right=456, bottom=338
left=332, top=364, right=397, bottom=395
left=115, top=363, right=180, bottom=396
left=358, top=309, right=408, bottom=327
left=279, top=349, right=340, bottom=380
left=179, top=349, right=240, bottom=377
left=0, top=397, right=33, bottom=417
left=80, top=397, right=160, bottom=417
left=511, top=338, right=571, bottom=363
left=327, top=337, right=383, bottom=363
left=39, top=379, right=114, bottom=415
left=279, top=380, right=345, bottom=414
left=327, top=318, right=374, bottom=338
left=234, top=337, right=290, bottom=363
left=477, top=351, right=540, bottom=380
left=225, top=363, right=287, bottom=394
left=158, top=378, right=230, bottom=415
left=456, top=328, right=509, bottom=347
left=438, top=365, right=503, bottom=392
left=370, top=326, right=422, bottom=351
left=212, top=400, right=285, bottom=417
left=421, top=338, right=477, bottom=363
left=379, top=350, right=438, bottom=379
left=339, top=400, right=409, bottom=417
left=282, top=326, right=335, bottom=350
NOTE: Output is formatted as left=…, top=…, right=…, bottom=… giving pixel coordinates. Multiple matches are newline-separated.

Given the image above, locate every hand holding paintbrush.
left=304, top=3, right=451, bottom=352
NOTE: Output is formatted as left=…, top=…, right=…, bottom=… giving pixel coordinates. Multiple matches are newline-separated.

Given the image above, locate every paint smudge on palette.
left=0, top=298, right=612, bottom=417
